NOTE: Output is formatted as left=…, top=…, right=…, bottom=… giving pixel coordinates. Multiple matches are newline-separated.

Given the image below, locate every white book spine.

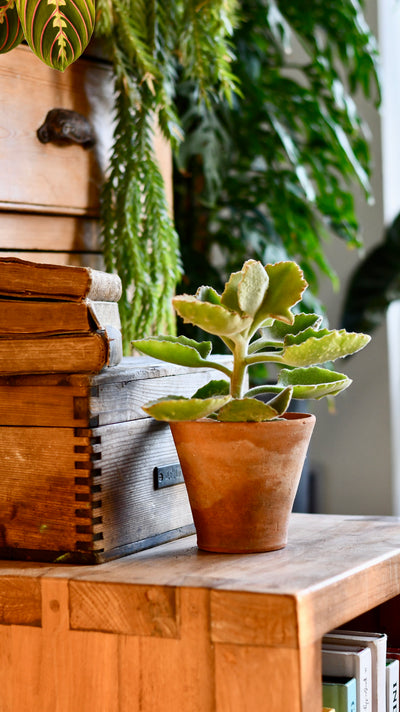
left=386, top=659, right=399, bottom=712
left=323, top=631, right=387, bottom=712
left=322, top=646, right=372, bottom=712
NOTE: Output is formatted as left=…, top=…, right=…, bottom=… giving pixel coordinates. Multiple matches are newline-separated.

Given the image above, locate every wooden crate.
left=0, top=356, right=227, bottom=563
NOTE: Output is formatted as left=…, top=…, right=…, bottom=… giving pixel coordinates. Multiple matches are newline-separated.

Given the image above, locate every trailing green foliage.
left=0, top=0, right=23, bottom=53
left=95, top=0, right=239, bottom=347
left=174, top=0, right=380, bottom=304
left=16, top=0, right=95, bottom=70
left=133, top=259, right=370, bottom=422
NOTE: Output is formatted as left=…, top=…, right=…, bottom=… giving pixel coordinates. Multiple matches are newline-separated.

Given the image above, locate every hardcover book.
left=0, top=256, right=122, bottom=302
left=323, top=630, right=387, bottom=712
left=0, top=326, right=122, bottom=375
left=386, top=657, right=399, bottom=712
left=0, top=298, right=122, bottom=335
left=322, top=642, right=372, bottom=712
left=323, top=676, right=357, bottom=712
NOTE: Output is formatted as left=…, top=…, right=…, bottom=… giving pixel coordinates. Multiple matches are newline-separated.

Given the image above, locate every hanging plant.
left=95, top=0, right=239, bottom=347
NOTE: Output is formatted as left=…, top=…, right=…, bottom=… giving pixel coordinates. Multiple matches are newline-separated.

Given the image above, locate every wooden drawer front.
left=0, top=212, right=104, bottom=268
left=0, top=45, right=113, bottom=215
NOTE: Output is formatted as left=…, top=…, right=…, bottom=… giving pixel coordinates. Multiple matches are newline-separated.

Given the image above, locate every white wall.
left=309, top=0, right=397, bottom=515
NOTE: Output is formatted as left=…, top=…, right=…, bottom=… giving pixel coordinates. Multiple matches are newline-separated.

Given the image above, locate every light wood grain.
left=70, top=581, right=179, bottom=637
left=0, top=46, right=107, bottom=214
left=0, top=575, right=42, bottom=626
left=0, top=213, right=101, bottom=251
left=129, top=588, right=214, bottom=712
left=1, top=516, right=400, bottom=710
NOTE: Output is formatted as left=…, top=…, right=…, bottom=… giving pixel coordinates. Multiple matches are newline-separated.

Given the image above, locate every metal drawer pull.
left=37, top=108, right=96, bottom=148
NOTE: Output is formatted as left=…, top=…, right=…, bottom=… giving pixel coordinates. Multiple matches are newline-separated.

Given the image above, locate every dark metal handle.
left=37, top=108, right=96, bottom=149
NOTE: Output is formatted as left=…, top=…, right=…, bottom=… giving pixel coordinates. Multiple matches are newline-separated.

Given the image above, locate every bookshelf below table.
left=1, top=513, right=400, bottom=711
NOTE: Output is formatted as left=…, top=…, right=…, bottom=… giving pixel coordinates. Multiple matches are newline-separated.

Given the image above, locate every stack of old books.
left=0, top=256, right=123, bottom=374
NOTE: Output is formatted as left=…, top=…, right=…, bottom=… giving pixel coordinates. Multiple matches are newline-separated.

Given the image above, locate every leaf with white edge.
left=193, top=380, right=230, bottom=399
left=173, top=295, right=252, bottom=337
left=16, top=0, right=95, bottom=71
left=264, top=386, right=293, bottom=415
left=143, top=395, right=231, bottom=421
left=217, top=398, right=279, bottom=422
left=253, top=262, right=308, bottom=327
left=237, top=260, right=269, bottom=317
left=278, top=367, right=352, bottom=399
left=281, top=330, right=371, bottom=367
left=196, top=285, right=221, bottom=305
left=132, top=336, right=212, bottom=366
left=261, top=313, right=323, bottom=340
left=0, top=0, right=23, bottom=53
left=220, top=270, right=242, bottom=312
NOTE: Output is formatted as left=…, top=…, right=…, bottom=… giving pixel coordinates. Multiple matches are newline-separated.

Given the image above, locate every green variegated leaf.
left=132, top=336, right=212, bottom=366
left=217, top=397, right=279, bottom=422
left=16, top=0, right=95, bottom=71
left=281, top=330, right=371, bottom=367
left=195, top=285, right=221, bottom=305
left=237, top=260, right=269, bottom=317
left=278, top=367, right=352, bottom=399
left=221, top=259, right=269, bottom=317
left=265, top=386, right=293, bottom=415
left=143, top=395, right=231, bottom=421
left=254, top=262, right=308, bottom=327
left=262, top=313, right=323, bottom=340
left=0, top=0, right=24, bottom=53
left=192, top=380, right=230, bottom=399
left=172, top=295, right=252, bottom=337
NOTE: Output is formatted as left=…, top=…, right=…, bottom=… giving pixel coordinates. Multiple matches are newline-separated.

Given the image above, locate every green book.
left=323, top=676, right=357, bottom=712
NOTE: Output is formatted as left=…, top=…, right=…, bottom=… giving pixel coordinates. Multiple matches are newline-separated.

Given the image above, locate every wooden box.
left=0, top=356, right=226, bottom=564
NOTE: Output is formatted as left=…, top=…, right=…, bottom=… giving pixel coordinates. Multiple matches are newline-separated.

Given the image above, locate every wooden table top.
left=2, top=514, right=400, bottom=645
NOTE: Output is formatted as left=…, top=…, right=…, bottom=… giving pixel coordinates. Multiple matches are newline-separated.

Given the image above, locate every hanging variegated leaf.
left=0, top=0, right=24, bottom=53
left=16, top=0, right=95, bottom=71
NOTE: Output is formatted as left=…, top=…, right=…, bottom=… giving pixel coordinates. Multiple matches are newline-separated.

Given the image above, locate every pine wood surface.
left=2, top=515, right=400, bottom=711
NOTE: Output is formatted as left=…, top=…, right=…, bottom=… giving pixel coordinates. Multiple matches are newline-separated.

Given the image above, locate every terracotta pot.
left=170, top=412, right=316, bottom=553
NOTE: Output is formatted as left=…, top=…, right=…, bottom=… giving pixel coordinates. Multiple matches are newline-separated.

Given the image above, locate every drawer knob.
left=37, top=108, right=96, bottom=149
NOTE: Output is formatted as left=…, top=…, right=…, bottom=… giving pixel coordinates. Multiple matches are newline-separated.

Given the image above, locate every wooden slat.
left=211, top=591, right=299, bottom=648
left=214, top=642, right=321, bottom=712
left=69, top=581, right=179, bottom=637
left=0, top=213, right=101, bottom=252
left=90, top=418, right=193, bottom=552
left=0, top=356, right=231, bottom=428
left=0, top=427, right=91, bottom=552
left=0, top=251, right=105, bottom=268
left=122, top=588, right=214, bottom=712
left=0, top=576, right=41, bottom=626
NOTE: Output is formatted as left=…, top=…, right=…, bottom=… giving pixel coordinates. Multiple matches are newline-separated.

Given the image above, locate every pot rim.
left=169, top=412, right=316, bottom=426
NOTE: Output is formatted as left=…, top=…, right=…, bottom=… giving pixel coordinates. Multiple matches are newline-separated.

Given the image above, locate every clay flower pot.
left=170, top=412, right=316, bottom=554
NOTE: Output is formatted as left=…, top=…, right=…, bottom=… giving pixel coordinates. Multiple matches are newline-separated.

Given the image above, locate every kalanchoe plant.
left=132, top=260, right=370, bottom=422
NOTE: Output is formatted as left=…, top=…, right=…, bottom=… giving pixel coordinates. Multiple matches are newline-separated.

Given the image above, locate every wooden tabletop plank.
left=2, top=515, right=400, bottom=643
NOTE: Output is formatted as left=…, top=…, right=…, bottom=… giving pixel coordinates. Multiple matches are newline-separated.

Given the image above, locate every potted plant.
left=133, top=259, right=370, bottom=554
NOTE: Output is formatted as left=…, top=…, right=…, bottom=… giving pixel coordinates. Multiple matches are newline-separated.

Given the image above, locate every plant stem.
left=230, top=339, right=248, bottom=398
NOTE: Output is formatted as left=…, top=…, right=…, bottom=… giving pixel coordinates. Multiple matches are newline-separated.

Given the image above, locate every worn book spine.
left=0, top=327, right=122, bottom=375
left=0, top=298, right=122, bottom=335
left=0, top=257, right=122, bottom=302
